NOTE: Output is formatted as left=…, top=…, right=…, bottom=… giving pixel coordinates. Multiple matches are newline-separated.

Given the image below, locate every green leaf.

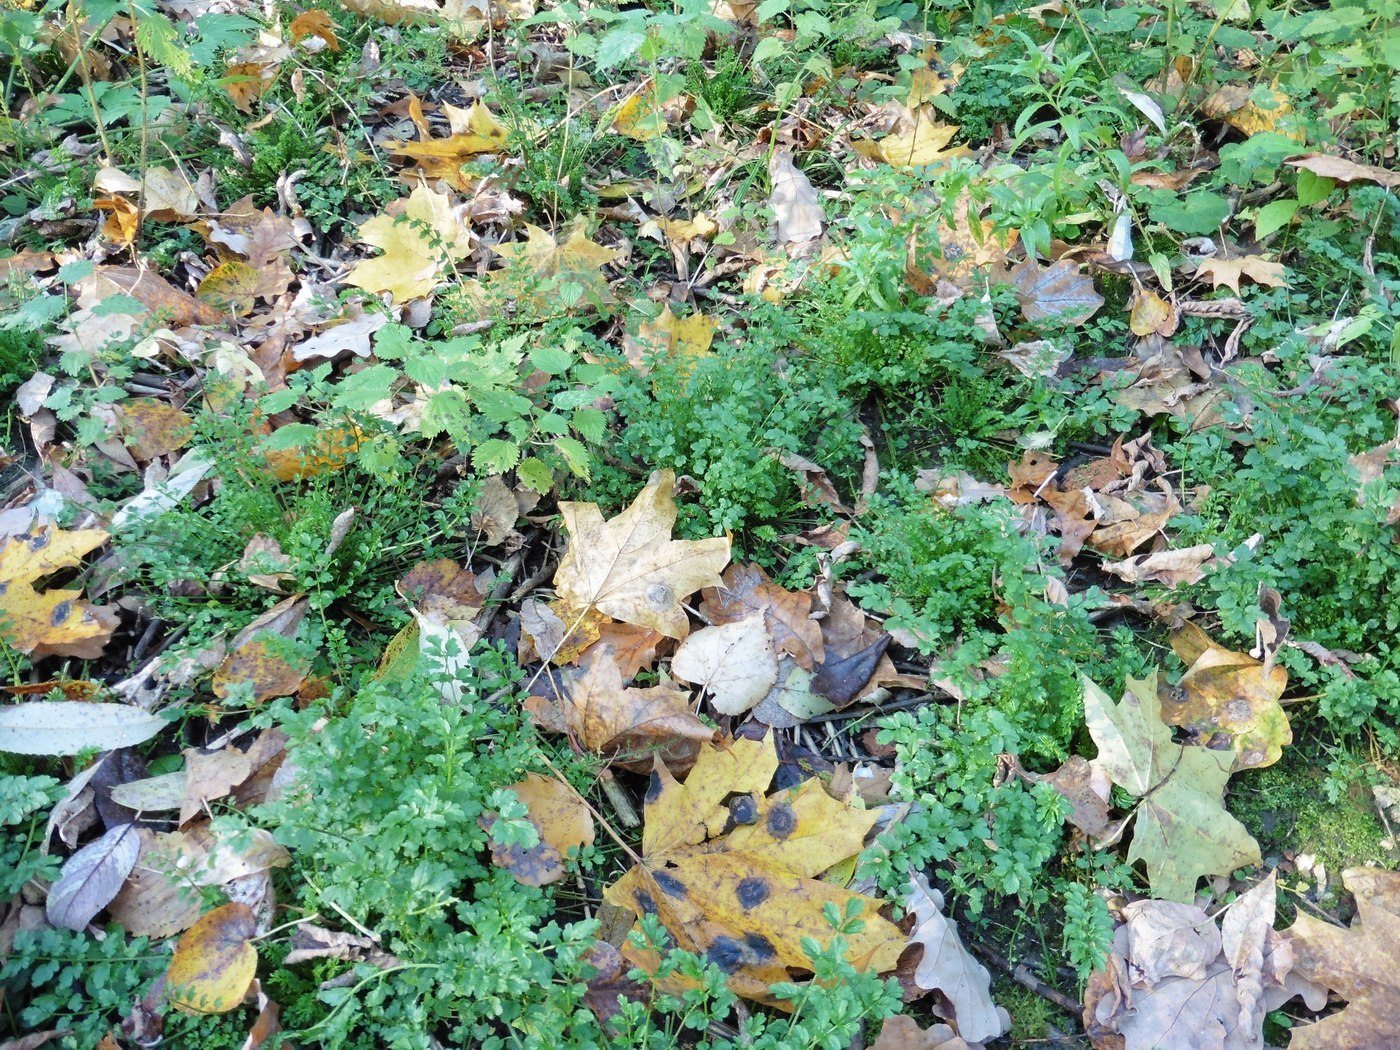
left=472, top=439, right=521, bottom=475
left=1148, top=190, right=1231, bottom=235
left=1083, top=674, right=1261, bottom=902
left=1295, top=169, right=1335, bottom=206
left=1254, top=198, right=1299, bottom=240
left=517, top=457, right=555, bottom=494
left=595, top=27, right=645, bottom=69
left=332, top=365, right=397, bottom=412
left=554, top=436, right=592, bottom=480
left=529, top=344, right=574, bottom=375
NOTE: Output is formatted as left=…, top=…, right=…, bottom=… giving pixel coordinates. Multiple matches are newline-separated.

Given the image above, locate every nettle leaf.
left=595, top=27, right=645, bottom=69
left=473, top=438, right=521, bottom=475
left=1083, top=674, right=1261, bottom=903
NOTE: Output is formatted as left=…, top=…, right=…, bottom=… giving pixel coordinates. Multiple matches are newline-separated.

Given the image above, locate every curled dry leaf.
left=167, top=903, right=259, bottom=1014
left=1100, top=544, right=1218, bottom=588
left=1285, top=153, right=1400, bottom=189
left=903, top=872, right=1010, bottom=1043
left=0, top=526, right=117, bottom=659
left=1163, top=621, right=1291, bottom=770
left=670, top=614, right=779, bottom=717
left=529, top=647, right=714, bottom=772
left=554, top=470, right=730, bottom=640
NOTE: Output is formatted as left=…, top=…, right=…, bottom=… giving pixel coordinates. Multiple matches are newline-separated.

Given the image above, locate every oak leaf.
left=553, top=470, right=730, bottom=640
left=1084, top=674, right=1261, bottom=902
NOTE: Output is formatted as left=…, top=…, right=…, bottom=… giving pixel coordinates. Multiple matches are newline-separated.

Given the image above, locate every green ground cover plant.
left=1, top=0, right=1399, bottom=1044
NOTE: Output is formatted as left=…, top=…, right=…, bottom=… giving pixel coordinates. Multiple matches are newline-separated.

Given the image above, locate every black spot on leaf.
left=705, top=936, right=744, bottom=974
left=653, top=870, right=688, bottom=899
left=730, top=794, right=759, bottom=825
left=744, top=932, right=776, bottom=961
left=634, top=890, right=658, bottom=915
left=50, top=600, right=71, bottom=626
left=735, top=877, right=770, bottom=910
left=765, top=802, right=796, bottom=839
left=645, top=772, right=663, bottom=805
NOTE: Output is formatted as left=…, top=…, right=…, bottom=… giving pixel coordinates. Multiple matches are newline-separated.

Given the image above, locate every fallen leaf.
left=1010, top=258, right=1104, bottom=324
left=699, top=563, right=823, bottom=671
left=1129, top=288, right=1179, bottom=337
left=386, top=101, right=510, bottom=188
left=1285, top=153, right=1399, bottom=189
left=180, top=747, right=255, bottom=825
left=603, top=734, right=903, bottom=1003
left=0, top=526, right=117, bottom=659
left=853, top=110, right=967, bottom=168
left=197, top=261, right=262, bottom=315
left=539, top=647, right=714, bottom=770
left=345, top=184, right=475, bottom=304
left=211, top=596, right=309, bottom=703
left=119, top=400, right=192, bottom=461
left=0, top=701, right=164, bottom=756
left=46, top=822, right=140, bottom=931
left=1084, top=673, right=1261, bottom=902
left=671, top=614, right=779, bottom=716
left=623, top=305, right=718, bottom=373
left=554, top=470, right=730, bottom=640
left=903, top=872, right=1010, bottom=1042
left=1202, top=84, right=1297, bottom=139
left=288, top=8, right=340, bottom=50
left=94, top=195, right=139, bottom=246
left=1163, top=621, right=1291, bottom=770
left=485, top=224, right=620, bottom=313
left=1194, top=254, right=1289, bottom=295
left=872, top=1015, right=971, bottom=1049
left=167, top=903, right=259, bottom=1014
left=485, top=773, right=595, bottom=886
left=1281, top=867, right=1400, bottom=1048
left=1100, top=544, right=1218, bottom=587
left=768, top=151, right=824, bottom=245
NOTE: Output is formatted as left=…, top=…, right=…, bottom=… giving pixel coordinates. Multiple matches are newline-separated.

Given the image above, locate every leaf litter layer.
left=0, top=0, right=1398, bottom=1045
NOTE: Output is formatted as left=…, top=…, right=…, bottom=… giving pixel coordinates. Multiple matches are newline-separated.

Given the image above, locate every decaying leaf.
left=904, top=872, right=1010, bottom=1042
left=167, top=903, right=259, bottom=1014
left=1162, top=622, right=1291, bottom=770
left=46, top=822, right=141, bottom=931
left=1194, top=254, right=1289, bottom=295
left=1280, top=867, right=1400, bottom=1048
left=0, top=701, right=164, bottom=756
left=553, top=470, right=730, bottom=640
left=530, top=647, right=714, bottom=771
left=485, top=773, right=595, bottom=886
left=0, top=526, right=117, bottom=659
left=1084, top=872, right=1294, bottom=1050
left=211, top=595, right=310, bottom=703
left=1084, top=674, right=1261, bottom=902
left=768, top=151, right=824, bottom=245
left=603, top=734, right=903, bottom=1003
left=853, top=110, right=967, bottom=168
left=1285, top=153, right=1400, bottom=189
left=699, top=563, right=823, bottom=671
left=1010, top=258, right=1104, bottom=325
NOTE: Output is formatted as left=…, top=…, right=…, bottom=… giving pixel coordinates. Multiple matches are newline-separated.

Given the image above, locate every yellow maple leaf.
left=853, top=108, right=969, bottom=168
left=623, top=305, right=718, bottom=373
left=386, top=101, right=510, bottom=188
left=603, top=734, right=905, bottom=1004
left=0, top=526, right=116, bottom=659
left=1201, top=84, right=1300, bottom=141
left=1194, top=254, right=1288, bottom=295
left=554, top=469, right=729, bottom=640
left=344, top=184, right=474, bottom=303
left=486, top=223, right=620, bottom=313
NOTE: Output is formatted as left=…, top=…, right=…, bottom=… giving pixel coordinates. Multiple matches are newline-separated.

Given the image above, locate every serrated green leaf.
left=517, top=457, right=555, bottom=494
left=473, top=439, right=521, bottom=475
left=554, top=436, right=591, bottom=479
